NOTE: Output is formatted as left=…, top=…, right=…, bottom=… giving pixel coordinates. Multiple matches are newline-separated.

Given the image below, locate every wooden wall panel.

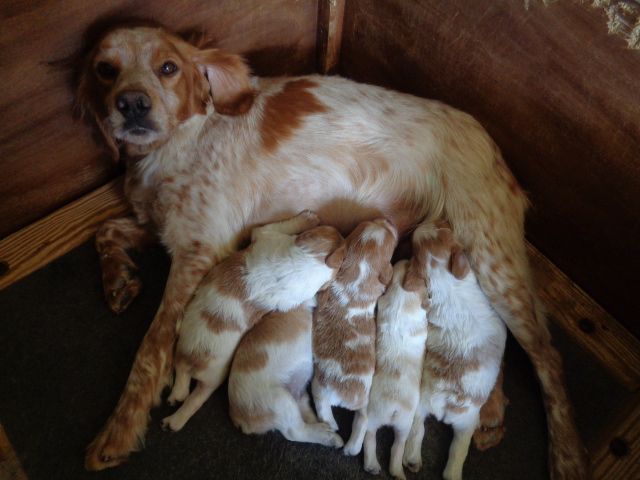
left=340, top=0, right=640, bottom=338
left=0, top=0, right=318, bottom=238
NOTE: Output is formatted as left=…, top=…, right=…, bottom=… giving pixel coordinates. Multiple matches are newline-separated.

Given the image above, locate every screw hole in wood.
left=578, top=318, right=596, bottom=334
left=609, top=437, right=630, bottom=458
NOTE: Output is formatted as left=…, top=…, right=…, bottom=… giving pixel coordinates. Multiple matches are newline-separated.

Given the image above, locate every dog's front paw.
left=161, top=415, right=184, bottom=432
left=101, top=256, right=142, bottom=314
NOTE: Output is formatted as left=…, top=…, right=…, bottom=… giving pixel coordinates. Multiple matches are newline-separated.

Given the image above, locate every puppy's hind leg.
left=403, top=408, right=427, bottom=473
left=273, top=387, right=343, bottom=448
left=167, top=360, right=191, bottom=406
left=311, top=377, right=339, bottom=431
left=389, top=426, right=411, bottom=480
left=442, top=418, right=476, bottom=480
left=343, top=409, right=368, bottom=456
left=162, top=382, right=215, bottom=432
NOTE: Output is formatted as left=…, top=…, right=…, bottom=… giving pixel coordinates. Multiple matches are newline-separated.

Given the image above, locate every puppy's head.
left=333, top=218, right=398, bottom=288
left=403, top=220, right=470, bottom=291
left=295, top=225, right=345, bottom=272
left=75, top=21, right=254, bottom=159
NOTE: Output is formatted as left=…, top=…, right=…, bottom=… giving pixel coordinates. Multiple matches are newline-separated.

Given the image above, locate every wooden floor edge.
left=0, top=178, right=638, bottom=389
left=0, top=424, right=28, bottom=480
left=592, top=395, right=640, bottom=479
left=0, top=177, right=129, bottom=291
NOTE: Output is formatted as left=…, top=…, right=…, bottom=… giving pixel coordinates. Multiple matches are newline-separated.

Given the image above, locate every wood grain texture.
left=0, top=0, right=319, bottom=239
left=0, top=178, right=129, bottom=290
left=528, top=242, right=640, bottom=391
left=316, top=0, right=345, bottom=73
left=592, top=397, right=640, bottom=479
left=339, top=0, right=640, bottom=339
left=0, top=424, right=27, bottom=480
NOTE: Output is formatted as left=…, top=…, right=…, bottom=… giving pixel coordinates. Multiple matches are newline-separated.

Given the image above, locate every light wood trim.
left=0, top=178, right=129, bottom=291
left=528, top=243, right=640, bottom=391
left=592, top=397, right=640, bottom=479
left=316, top=0, right=346, bottom=74
left=1, top=178, right=639, bottom=393
left=0, top=424, right=28, bottom=480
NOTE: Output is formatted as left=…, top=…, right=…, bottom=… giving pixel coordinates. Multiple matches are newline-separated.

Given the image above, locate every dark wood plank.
left=0, top=178, right=129, bottom=290
left=340, top=0, right=640, bottom=339
left=592, top=396, right=640, bottom=479
left=0, top=0, right=319, bottom=238
left=316, top=0, right=346, bottom=73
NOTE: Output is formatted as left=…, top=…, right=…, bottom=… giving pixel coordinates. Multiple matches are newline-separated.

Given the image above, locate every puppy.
left=228, top=301, right=343, bottom=447
left=161, top=211, right=343, bottom=431
left=343, top=260, right=429, bottom=480
left=311, top=218, right=398, bottom=438
left=402, top=223, right=507, bottom=480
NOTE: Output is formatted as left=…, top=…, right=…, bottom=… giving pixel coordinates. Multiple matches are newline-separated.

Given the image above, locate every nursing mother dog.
left=76, top=20, right=587, bottom=478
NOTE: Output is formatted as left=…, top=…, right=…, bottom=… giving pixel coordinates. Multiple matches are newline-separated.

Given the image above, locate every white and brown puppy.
left=344, top=260, right=429, bottom=480
left=161, top=211, right=344, bottom=431
left=311, top=218, right=398, bottom=437
left=402, top=223, right=507, bottom=480
left=228, top=302, right=343, bottom=448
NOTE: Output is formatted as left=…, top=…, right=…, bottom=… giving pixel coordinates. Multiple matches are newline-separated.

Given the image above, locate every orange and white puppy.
left=402, top=223, right=507, bottom=480
left=311, top=219, right=397, bottom=437
left=161, top=211, right=344, bottom=431
left=228, top=302, right=343, bottom=448
left=344, top=260, right=429, bottom=480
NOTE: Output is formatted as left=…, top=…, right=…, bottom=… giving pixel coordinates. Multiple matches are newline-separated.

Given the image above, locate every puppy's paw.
left=161, top=416, right=183, bottom=432
left=364, top=462, right=381, bottom=476
left=402, top=457, right=422, bottom=473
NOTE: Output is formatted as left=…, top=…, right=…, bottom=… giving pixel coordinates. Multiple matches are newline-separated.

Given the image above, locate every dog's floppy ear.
left=74, top=59, right=120, bottom=161
left=325, top=244, right=346, bottom=269
left=379, top=263, right=393, bottom=287
left=449, top=245, right=470, bottom=280
left=402, top=255, right=425, bottom=292
left=194, top=49, right=255, bottom=115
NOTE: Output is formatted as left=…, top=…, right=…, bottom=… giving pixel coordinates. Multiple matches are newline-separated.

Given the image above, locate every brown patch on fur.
left=194, top=49, right=255, bottom=115
left=229, top=401, right=275, bottom=434
left=295, top=226, right=344, bottom=264
left=201, top=311, right=243, bottom=334
left=261, top=79, right=328, bottom=153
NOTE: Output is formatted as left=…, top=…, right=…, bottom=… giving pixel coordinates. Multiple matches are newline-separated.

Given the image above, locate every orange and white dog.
left=343, top=259, right=429, bottom=480
left=161, top=211, right=343, bottom=432
left=79, top=22, right=587, bottom=478
left=228, top=303, right=343, bottom=448
left=402, top=223, right=507, bottom=480
left=311, top=219, right=397, bottom=438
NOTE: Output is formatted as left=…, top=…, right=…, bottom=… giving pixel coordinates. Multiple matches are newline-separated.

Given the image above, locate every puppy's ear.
left=403, top=256, right=425, bottom=292
left=379, top=263, right=393, bottom=286
left=75, top=61, right=120, bottom=161
left=325, top=244, right=346, bottom=269
left=449, top=245, right=470, bottom=280
left=194, top=49, right=254, bottom=115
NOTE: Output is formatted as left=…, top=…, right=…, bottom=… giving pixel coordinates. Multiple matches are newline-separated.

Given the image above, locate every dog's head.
left=329, top=218, right=398, bottom=290
left=75, top=22, right=254, bottom=159
left=403, top=220, right=470, bottom=291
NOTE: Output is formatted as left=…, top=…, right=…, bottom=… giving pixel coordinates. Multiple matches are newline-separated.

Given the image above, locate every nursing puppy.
left=162, top=211, right=343, bottom=431
left=402, top=223, right=507, bottom=480
left=311, top=218, right=397, bottom=437
left=343, top=260, right=429, bottom=480
left=228, top=302, right=343, bottom=447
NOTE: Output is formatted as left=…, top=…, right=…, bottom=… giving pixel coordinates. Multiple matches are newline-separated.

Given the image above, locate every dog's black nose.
left=115, top=91, right=151, bottom=119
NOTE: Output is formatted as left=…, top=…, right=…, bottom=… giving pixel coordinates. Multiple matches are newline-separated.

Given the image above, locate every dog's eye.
left=160, top=61, right=178, bottom=76
left=95, top=62, right=118, bottom=80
